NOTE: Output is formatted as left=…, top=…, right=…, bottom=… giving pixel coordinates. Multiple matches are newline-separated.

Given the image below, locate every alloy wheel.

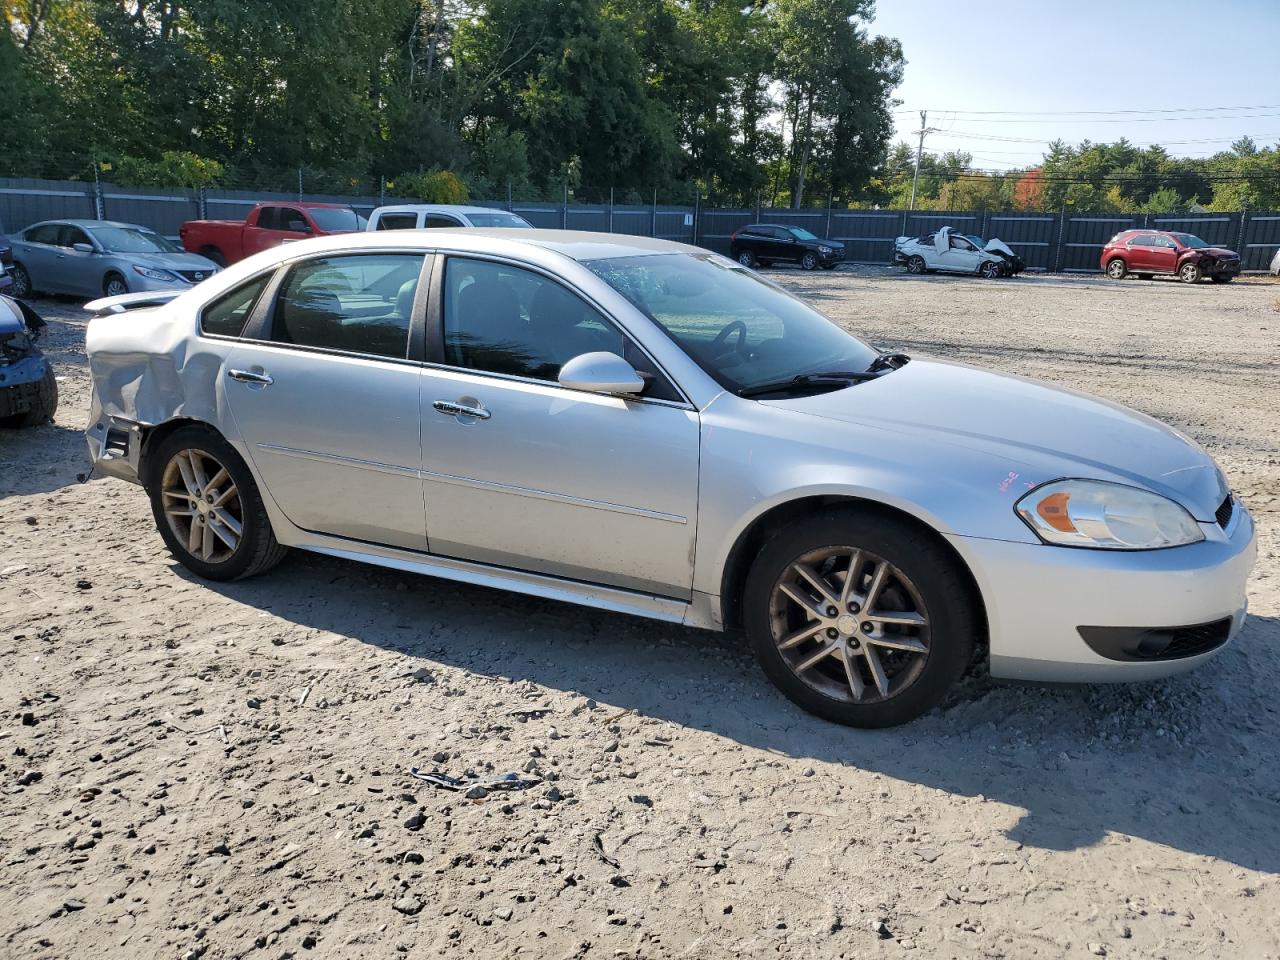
left=1107, top=259, right=1127, bottom=279
left=105, top=277, right=128, bottom=297
left=768, top=546, right=930, bottom=704
left=160, top=448, right=244, bottom=564
left=10, top=265, right=31, bottom=298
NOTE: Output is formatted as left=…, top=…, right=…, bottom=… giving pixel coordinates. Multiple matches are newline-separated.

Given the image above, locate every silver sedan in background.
left=9, top=219, right=219, bottom=299
left=81, top=231, right=1255, bottom=727
left=1271, top=246, right=1280, bottom=276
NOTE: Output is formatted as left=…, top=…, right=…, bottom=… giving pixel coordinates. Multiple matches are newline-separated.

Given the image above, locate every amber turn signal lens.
left=1036, top=491, right=1076, bottom=533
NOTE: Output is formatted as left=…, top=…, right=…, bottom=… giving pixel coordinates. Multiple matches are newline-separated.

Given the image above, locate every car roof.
left=251, top=229, right=705, bottom=263
left=372, top=205, right=525, bottom=215
left=28, top=219, right=150, bottom=230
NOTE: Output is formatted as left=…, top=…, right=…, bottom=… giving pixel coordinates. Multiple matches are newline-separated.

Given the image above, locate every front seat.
left=448, top=278, right=525, bottom=373
left=526, top=284, right=613, bottom=378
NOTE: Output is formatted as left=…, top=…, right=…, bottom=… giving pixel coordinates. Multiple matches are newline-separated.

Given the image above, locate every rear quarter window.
left=200, top=275, right=271, bottom=338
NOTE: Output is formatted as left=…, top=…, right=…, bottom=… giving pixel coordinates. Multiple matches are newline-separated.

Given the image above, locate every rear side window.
left=201, top=275, right=270, bottom=338
left=1127, top=236, right=1152, bottom=247
left=425, top=215, right=463, bottom=228
left=255, top=207, right=280, bottom=230
left=376, top=213, right=418, bottom=231
left=26, top=224, right=60, bottom=245
left=271, top=253, right=424, bottom=359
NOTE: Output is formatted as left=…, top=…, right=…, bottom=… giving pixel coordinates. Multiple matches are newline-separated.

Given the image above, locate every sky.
left=868, top=0, right=1280, bottom=171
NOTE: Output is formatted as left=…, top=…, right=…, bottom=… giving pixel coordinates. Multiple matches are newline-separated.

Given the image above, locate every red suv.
left=1100, top=230, right=1241, bottom=284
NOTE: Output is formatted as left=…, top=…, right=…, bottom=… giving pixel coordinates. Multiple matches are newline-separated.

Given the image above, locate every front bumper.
left=0, top=354, right=50, bottom=418
left=949, top=506, right=1256, bottom=683
left=1207, top=258, right=1241, bottom=277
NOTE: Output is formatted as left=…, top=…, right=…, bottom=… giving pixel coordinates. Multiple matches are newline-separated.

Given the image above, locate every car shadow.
left=0, top=422, right=92, bottom=497
left=178, top=550, right=1280, bottom=873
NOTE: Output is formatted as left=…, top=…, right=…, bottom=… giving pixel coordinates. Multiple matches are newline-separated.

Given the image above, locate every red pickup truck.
left=179, top=202, right=365, bottom=267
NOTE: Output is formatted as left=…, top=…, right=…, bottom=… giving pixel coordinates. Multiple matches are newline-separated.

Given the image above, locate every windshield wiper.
left=738, top=370, right=881, bottom=399
left=866, top=352, right=910, bottom=373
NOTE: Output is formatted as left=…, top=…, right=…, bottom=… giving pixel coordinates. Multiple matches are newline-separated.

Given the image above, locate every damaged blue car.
left=0, top=295, right=57, bottom=428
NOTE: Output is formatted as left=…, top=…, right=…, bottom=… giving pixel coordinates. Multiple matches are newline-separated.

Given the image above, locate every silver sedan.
left=81, top=231, right=1256, bottom=727
left=9, top=219, right=219, bottom=300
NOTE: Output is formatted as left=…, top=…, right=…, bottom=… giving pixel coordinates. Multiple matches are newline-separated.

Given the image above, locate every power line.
left=894, top=103, right=1280, bottom=117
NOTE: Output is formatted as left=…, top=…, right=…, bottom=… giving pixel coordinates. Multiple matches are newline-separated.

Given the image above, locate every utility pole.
left=908, top=110, right=928, bottom=212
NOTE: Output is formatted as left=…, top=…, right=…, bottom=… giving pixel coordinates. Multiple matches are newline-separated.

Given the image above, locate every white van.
left=366, top=205, right=534, bottom=231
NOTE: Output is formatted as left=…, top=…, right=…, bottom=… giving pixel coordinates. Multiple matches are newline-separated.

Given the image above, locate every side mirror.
left=73, top=242, right=95, bottom=254
left=558, top=352, right=645, bottom=396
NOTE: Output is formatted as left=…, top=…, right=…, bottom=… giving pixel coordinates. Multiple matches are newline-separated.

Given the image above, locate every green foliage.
left=391, top=169, right=469, bottom=204
left=108, top=151, right=224, bottom=188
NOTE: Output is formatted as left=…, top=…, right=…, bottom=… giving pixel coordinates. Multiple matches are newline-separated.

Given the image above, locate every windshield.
left=1172, top=233, right=1209, bottom=249
left=307, top=208, right=363, bottom=232
left=468, top=212, right=533, bottom=228
left=586, top=253, right=878, bottom=393
left=789, top=227, right=819, bottom=241
left=88, top=227, right=179, bottom=253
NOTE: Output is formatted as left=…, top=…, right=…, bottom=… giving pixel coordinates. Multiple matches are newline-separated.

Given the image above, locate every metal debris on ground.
left=407, top=767, right=542, bottom=794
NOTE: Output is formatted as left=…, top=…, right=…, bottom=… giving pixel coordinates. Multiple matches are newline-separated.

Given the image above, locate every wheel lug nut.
left=826, top=607, right=838, bottom=617
left=861, top=622, right=873, bottom=634
left=826, top=628, right=838, bottom=639
left=848, top=603, right=860, bottom=613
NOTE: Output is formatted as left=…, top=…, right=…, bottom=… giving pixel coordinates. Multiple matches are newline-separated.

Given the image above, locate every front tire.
left=9, top=263, right=33, bottom=299
left=906, top=255, right=926, bottom=275
left=742, top=509, right=976, bottom=728
left=1179, top=262, right=1203, bottom=284
left=979, top=260, right=1002, bottom=279
left=800, top=252, right=819, bottom=271
left=144, top=425, right=287, bottom=581
left=103, top=273, right=128, bottom=298
left=1105, top=258, right=1128, bottom=280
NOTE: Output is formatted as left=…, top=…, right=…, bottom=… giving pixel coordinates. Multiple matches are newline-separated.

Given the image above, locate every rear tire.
left=736, top=250, right=756, bottom=268
left=0, top=366, right=57, bottom=428
left=1179, top=262, right=1202, bottom=284
left=1105, top=258, right=1128, bottom=280
left=742, top=509, right=976, bottom=728
left=200, top=247, right=227, bottom=268
left=144, top=425, right=287, bottom=581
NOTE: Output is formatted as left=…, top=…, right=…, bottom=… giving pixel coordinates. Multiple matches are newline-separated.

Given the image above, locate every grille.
left=1215, top=494, right=1234, bottom=529
left=1158, top=619, right=1233, bottom=660
left=176, top=268, right=213, bottom=283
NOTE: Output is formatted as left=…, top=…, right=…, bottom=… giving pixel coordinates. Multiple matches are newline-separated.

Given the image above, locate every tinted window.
left=467, top=212, right=532, bottom=228
left=425, top=216, right=463, bottom=228
left=201, top=275, right=270, bottom=338
left=1127, top=236, right=1152, bottom=247
left=1152, top=235, right=1177, bottom=248
left=58, top=225, right=91, bottom=248
left=376, top=213, right=419, bottom=231
left=26, top=224, right=61, bottom=245
left=442, top=257, right=678, bottom=400
left=587, top=253, right=879, bottom=394
left=279, top=208, right=311, bottom=234
left=272, top=254, right=424, bottom=359
left=308, top=208, right=362, bottom=232
left=255, top=207, right=280, bottom=230
left=789, top=227, right=819, bottom=241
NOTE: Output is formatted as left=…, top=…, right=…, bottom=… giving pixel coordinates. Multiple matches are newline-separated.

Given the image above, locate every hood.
left=120, top=251, right=220, bottom=273
left=0, top=296, right=24, bottom=334
left=984, top=238, right=1017, bottom=258
left=770, top=359, right=1225, bottom=521
left=817, top=239, right=845, bottom=249
left=1197, top=247, right=1238, bottom=258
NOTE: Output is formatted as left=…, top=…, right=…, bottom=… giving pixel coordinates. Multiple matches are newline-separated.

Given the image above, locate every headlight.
left=819, top=246, right=832, bottom=255
left=133, top=266, right=176, bottom=282
left=1015, top=479, right=1204, bottom=550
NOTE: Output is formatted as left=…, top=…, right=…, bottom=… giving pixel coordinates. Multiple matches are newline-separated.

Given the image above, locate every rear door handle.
left=433, top=400, right=490, bottom=420
left=228, top=369, right=273, bottom=385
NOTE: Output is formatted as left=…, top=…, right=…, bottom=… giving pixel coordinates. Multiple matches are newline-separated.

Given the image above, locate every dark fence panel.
left=3, top=176, right=1277, bottom=273
left=0, top=177, right=97, bottom=231
left=1240, top=213, right=1280, bottom=271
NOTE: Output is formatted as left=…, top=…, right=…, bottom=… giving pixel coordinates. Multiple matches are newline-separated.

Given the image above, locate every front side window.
left=201, top=275, right=270, bottom=338
left=441, top=257, right=678, bottom=399
left=278, top=208, right=311, bottom=234
left=58, top=225, right=91, bottom=248
left=376, top=213, right=418, bottom=231
left=587, top=253, right=879, bottom=394
left=1127, top=236, right=1153, bottom=247
left=271, top=254, right=424, bottom=359
left=256, top=207, right=281, bottom=230
left=1171, top=233, right=1208, bottom=249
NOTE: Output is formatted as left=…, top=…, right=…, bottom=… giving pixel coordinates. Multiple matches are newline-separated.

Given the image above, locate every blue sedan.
left=9, top=219, right=220, bottom=299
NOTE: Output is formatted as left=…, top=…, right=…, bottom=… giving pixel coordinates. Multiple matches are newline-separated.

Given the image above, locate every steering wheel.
left=707, top=319, right=749, bottom=363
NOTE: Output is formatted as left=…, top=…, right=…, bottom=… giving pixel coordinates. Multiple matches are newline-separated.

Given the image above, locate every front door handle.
left=433, top=400, right=491, bottom=420
left=228, top=369, right=274, bottom=385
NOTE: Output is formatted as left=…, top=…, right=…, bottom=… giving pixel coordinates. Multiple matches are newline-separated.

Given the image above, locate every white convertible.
left=895, top=226, right=1016, bottom=278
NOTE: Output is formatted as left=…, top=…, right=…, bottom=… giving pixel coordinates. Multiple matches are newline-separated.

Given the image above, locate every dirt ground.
left=2, top=268, right=1278, bottom=960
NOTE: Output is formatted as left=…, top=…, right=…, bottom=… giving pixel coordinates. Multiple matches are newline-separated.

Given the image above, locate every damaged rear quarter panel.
left=85, top=301, right=237, bottom=449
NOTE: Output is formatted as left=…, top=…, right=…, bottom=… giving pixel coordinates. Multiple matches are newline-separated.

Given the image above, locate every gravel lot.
left=2, top=269, right=1278, bottom=960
